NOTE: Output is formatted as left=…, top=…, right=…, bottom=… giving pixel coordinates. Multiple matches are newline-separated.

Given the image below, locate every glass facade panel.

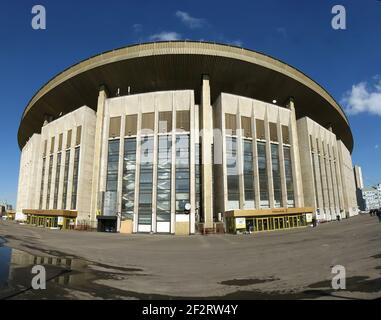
left=243, top=140, right=255, bottom=207
left=284, top=146, right=295, bottom=207
left=71, top=147, right=80, bottom=210
left=138, top=136, right=154, bottom=225
left=226, top=137, right=239, bottom=209
left=106, top=140, right=120, bottom=192
left=157, top=136, right=172, bottom=223
left=46, top=155, right=53, bottom=209
left=62, top=150, right=70, bottom=209
left=122, top=138, right=136, bottom=220
left=53, top=153, right=62, bottom=209
left=176, top=135, right=190, bottom=214
left=271, top=144, right=282, bottom=208
left=257, top=142, right=269, bottom=208
left=39, top=158, right=46, bottom=210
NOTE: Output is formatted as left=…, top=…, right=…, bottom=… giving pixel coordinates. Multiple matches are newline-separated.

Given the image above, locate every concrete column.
left=277, top=114, right=288, bottom=208
left=151, top=103, right=159, bottom=233
left=236, top=107, right=245, bottom=209
left=329, top=143, right=340, bottom=217
left=252, top=107, right=260, bottom=209
left=90, top=85, right=108, bottom=223
left=117, top=115, right=126, bottom=232
left=171, top=99, right=176, bottom=234
left=134, top=111, right=143, bottom=233
left=200, top=75, right=214, bottom=228
left=286, top=98, right=304, bottom=208
left=324, top=143, right=335, bottom=220
left=317, top=138, right=329, bottom=220
left=49, top=150, right=57, bottom=210
left=264, top=110, right=274, bottom=208
left=190, top=93, right=196, bottom=234
left=311, top=138, right=323, bottom=213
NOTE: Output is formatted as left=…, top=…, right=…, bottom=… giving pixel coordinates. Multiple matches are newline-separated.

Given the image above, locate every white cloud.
left=132, top=24, right=143, bottom=33
left=341, top=77, right=381, bottom=116
left=175, top=11, right=205, bottom=29
left=375, top=145, right=379, bottom=150
left=227, top=39, right=243, bottom=47
left=149, top=31, right=182, bottom=41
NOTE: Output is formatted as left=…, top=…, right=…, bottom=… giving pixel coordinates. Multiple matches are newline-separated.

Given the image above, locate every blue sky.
left=0, top=0, right=380, bottom=206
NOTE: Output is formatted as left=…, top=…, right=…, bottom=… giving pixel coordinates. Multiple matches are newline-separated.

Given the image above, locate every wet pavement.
left=0, top=215, right=381, bottom=300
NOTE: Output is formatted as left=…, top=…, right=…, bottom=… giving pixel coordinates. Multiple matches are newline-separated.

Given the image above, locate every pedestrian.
left=377, top=209, right=381, bottom=223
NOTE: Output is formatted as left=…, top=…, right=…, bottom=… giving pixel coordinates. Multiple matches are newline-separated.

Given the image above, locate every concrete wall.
left=35, top=106, right=96, bottom=222
left=16, top=133, right=41, bottom=215
left=297, top=117, right=357, bottom=220
left=337, top=140, right=358, bottom=217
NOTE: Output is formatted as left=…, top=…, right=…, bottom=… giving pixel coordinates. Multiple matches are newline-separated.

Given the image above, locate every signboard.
left=235, top=217, right=246, bottom=229
left=306, top=213, right=313, bottom=223
left=58, top=217, right=64, bottom=226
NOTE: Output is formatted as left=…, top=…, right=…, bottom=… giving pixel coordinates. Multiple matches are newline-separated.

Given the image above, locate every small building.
left=360, top=184, right=381, bottom=211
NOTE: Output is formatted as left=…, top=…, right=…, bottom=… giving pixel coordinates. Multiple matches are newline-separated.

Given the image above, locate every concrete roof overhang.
left=18, top=41, right=353, bottom=152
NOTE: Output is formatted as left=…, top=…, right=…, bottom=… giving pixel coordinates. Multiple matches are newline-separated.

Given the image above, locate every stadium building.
left=16, top=41, right=358, bottom=235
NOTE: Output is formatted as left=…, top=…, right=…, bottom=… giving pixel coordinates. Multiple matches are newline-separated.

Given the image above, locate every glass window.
left=269, top=123, right=278, bottom=142
left=46, top=155, right=53, bottom=209
left=284, top=146, right=295, bottom=207
left=271, top=144, right=282, bottom=208
left=76, top=126, right=82, bottom=145
left=243, top=140, right=255, bottom=207
left=109, top=118, right=121, bottom=138
left=225, top=114, right=237, bottom=136
left=122, top=138, right=136, bottom=220
left=159, top=112, right=173, bottom=133
left=257, top=142, right=269, bottom=208
left=62, top=150, right=70, bottom=209
left=176, top=111, right=190, bottom=132
left=241, top=117, right=252, bottom=138
left=39, top=158, right=46, bottom=210
left=256, top=119, right=265, bottom=140
left=138, top=136, right=154, bottom=225
left=53, top=153, right=62, bottom=209
left=106, top=140, right=120, bottom=192
left=226, top=137, right=239, bottom=209
left=157, top=136, right=172, bottom=223
left=71, top=147, right=80, bottom=210
left=176, top=135, right=190, bottom=214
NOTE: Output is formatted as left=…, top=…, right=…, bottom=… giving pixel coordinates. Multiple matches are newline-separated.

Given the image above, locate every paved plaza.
left=0, top=214, right=380, bottom=300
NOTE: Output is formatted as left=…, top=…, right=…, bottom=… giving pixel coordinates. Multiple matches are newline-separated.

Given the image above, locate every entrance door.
left=257, top=219, right=263, bottom=232
left=262, top=218, right=269, bottom=231
left=279, top=217, right=284, bottom=229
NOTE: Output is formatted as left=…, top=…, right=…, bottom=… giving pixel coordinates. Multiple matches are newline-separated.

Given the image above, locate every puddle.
left=0, top=238, right=145, bottom=300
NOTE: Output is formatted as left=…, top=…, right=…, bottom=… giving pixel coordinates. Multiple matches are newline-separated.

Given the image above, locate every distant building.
left=360, top=184, right=381, bottom=211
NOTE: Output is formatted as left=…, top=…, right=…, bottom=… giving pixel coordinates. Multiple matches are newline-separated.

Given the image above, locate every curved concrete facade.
left=16, top=42, right=358, bottom=235
left=18, top=41, right=353, bottom=152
